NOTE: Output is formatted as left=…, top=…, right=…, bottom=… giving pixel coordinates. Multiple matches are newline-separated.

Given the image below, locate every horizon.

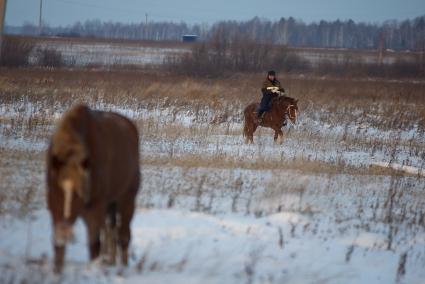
left=5, top=14, right=425, bottom=29
left=5, top=0, right=425, bottom=27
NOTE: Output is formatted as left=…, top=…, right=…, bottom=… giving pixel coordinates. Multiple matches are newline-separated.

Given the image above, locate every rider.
left=257, top=70, right=285, bottom=122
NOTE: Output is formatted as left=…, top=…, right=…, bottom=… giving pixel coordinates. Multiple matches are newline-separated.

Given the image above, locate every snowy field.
left=0, top=94, right=425, bottom=284
left=25, top=38, right=419, bottom=68
left=30, top=39, right=188, bottom=67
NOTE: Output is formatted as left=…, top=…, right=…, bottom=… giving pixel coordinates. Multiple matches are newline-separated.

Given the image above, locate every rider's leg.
left=258, top=94, right=271, bottom=118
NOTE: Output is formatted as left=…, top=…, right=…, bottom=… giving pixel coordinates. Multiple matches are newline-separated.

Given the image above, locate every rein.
left=285, top=104, right=298, bottom=127
left=286, top=104, right=296, bottom=120
left=277, top=95, right=297, bottom=121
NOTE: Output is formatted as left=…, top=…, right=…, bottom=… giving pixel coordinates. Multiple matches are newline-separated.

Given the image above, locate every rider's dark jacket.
left=257, top=78, right=285, bottom=117
left=261, top=78, right=285, bottom=96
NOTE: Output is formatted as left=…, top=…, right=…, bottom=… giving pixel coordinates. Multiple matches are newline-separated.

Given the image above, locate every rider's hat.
left=267, top=70, right=276, bottom=76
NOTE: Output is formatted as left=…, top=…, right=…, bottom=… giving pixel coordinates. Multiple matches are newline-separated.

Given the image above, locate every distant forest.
left=6, top=15, right=425, bottom=50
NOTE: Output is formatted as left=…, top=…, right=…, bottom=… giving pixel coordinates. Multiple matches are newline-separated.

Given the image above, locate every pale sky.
left=5, top=0, right=425, bottom=27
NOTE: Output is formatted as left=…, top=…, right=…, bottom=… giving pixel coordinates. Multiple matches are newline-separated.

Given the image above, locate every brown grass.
left=141, top=154, right=408, bottom=177
left=1, top=68, right=424, bottom=130
left=5, top=34, right=191, bottom=49
left=1, top=68, right=424, bottom=103
left=0, top=148, right=45, bottom=216
left=1, top=68, right=424, bottom=156
left=0, top=67, right=424, bottom=282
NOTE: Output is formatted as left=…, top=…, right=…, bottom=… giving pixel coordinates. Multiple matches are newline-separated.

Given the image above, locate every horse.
left=46, top=104, right=140, bottom=273
left=243, top=95, right=298, bottom=144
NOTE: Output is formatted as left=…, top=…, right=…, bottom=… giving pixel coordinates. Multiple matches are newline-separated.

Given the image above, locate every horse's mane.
left=273, top=95, right=297, bottom=107
left=282, top=95, right=297, bottom=103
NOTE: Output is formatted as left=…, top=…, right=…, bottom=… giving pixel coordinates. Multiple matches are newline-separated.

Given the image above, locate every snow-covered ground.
left=29, top=40, right=188, bottom=67
left=1, top=99, right=424, bottom=169
left=2, top=208, right=424, bottom=284
left=0, top=99, right=424, bottom=283
left=26, top=39, right=418, bottom=68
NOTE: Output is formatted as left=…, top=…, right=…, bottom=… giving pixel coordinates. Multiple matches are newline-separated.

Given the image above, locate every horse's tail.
left=242, top=106, right=250, bottom=137
left=243, top=103, right=256, bottom=138
left=243, top=120, right=248, bottom=138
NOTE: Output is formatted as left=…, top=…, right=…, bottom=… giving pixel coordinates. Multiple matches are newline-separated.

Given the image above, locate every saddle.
left=254, top=94, right=289, bottom=125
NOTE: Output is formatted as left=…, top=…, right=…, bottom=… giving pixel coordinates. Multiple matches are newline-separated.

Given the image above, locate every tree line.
left=6, top=15, right=425, bottom=50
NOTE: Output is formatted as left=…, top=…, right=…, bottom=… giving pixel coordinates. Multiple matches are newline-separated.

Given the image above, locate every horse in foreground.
left=243, top=96, right=298, bottom=144
left=46, top=104, right=140, bottom=273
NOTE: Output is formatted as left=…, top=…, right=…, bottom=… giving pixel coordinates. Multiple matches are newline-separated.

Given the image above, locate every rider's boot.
left=256, top=112, right=264, bottom=124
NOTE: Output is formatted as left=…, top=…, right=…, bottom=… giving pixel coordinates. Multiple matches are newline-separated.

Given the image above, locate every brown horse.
left=243, top=95, right=298, bottom=144
left=46, top=104, right=140, bottom=273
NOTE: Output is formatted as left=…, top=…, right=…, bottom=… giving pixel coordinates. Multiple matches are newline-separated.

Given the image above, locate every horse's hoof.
left=276, top=136, right=283, bottom=145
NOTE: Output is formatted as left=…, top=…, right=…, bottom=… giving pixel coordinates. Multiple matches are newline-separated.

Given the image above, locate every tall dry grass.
left=1, top=68, right=423, bottom=128
left=1, top=68, right=424, bottom=177
left=1, top=69, right=424, bottom=279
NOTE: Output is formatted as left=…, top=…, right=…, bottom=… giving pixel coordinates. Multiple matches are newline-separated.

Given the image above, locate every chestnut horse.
left=46, top=104, right=140, bottom=273
left=243, top=95, right=298, bottom=144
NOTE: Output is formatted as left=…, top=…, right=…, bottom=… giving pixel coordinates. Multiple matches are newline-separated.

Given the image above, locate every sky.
left=5, top=0, right=425, bottom=27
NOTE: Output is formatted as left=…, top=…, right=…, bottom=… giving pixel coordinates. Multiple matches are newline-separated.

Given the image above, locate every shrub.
left=165, top=32, right=309, bottom=77
left=0, top=36, right=35, bottom=67
left=36, top=47, right=64, bottom=68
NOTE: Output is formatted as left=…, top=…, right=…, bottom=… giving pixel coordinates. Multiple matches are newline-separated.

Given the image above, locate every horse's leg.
left=83, top=204, right=105, bottom=261
left=276, top=129, right=284, bottom=144
left=117, top=199, right=135, bottom=266
left=118, top=178, right=138, bottom=266
left=250, top=124, right=258, bottom=144
left=52, top=219, right=67, bottom=273
left=53, top=244, right=65, bottom=273
left=244, top=135, right=250, bottom=144
left=273, top=127, right=284, bottom=145
left=243, top=121, right=250, bottom=144
left=105, top=203, right=117, bottom=265
left=244, top=117, right=257, bottom=144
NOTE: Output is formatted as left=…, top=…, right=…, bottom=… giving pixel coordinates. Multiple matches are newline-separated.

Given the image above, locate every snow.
left=29, top=41, right=189, bottom=67
left=26, top=40, right=418, bottom=68
left=371, top=162, right=425, bottom=177
left=1, top=99, right=425, bottom=283
left=344, top=232, right=389, bottom=249
left=1, top=209, right=424, bottom=284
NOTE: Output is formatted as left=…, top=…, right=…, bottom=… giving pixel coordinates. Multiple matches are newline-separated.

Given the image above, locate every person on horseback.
left=257, top=70, right=285, bottom=123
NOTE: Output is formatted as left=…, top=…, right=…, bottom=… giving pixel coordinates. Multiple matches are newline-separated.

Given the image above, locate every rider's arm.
left=262, top=81, right=273, bottom=95
left=276, top=80, right=285, bottom=93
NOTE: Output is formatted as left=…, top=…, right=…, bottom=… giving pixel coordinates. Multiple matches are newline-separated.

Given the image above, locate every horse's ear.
left=295, top=99, right=299, bottom=104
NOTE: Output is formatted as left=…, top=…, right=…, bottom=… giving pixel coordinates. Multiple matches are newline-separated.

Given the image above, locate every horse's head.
left=278, top=96, right=298, bottom=124
left=48, top=106, right=92, bottom=247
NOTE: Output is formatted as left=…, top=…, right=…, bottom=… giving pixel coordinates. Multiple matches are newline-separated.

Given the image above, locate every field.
left=0, top=67, right=425, bottom=283
left=7, top=35, right=423, bottom=69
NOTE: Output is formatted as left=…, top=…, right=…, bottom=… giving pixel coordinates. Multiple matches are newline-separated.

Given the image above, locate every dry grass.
left=0, top=67, right=424, bottom=216
left=6, top=34, right=190, bottom=49
left=1, top=68, right=424, bottom=161
left=141, top=154, right=409, bottom=176
left=0, top=67, right=424, bottom=283
left=0, top=149, right=45, bottom=216
left=1, top=68, right=424, bottom=111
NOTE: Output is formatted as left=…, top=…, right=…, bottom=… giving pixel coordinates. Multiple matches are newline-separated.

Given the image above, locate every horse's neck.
left=276, top=98, right=290, bottom=108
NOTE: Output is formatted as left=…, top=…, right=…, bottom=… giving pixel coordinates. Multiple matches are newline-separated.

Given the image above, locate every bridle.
left=276, top=95, right=298, bottom=127
left=286, top=104, right=298, bottom=122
